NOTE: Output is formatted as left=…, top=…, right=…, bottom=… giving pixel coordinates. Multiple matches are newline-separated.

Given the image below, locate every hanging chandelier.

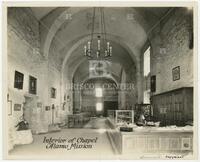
left=84, top=8, right=112, bottom=60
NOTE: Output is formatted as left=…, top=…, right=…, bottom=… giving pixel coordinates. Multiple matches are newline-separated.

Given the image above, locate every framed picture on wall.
left=172, top=66, right=180, bottom=81
left=51, top=87, right=56, bottom=98
left=62, top=102, right=66, bottom=110
left=37, top=102, right=42, bottom=108
left=29, top=75, right=37, bottom=94
left=14, top=104, right=21, bottom=111
left=45, top=106, right=50, bottom=111
left=64, top=94, right=66, bottom=101
left=14, top=71, right=24, bottom=89
left=150, top=75, right=156, bottom=92
left=67, top=95, right=70, bottom=102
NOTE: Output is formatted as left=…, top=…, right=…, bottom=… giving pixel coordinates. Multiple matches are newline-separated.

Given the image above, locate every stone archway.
left=41, top=7, right=151, bottom=59
left=79, top=77, right=118, bottom=117
left=60, top=34, right=143, bottom=105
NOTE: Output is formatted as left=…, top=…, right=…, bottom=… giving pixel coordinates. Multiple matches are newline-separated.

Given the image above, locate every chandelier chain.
left=84, top=7, right=112, bottom=60
left=91, top=7, right=96, bottom=47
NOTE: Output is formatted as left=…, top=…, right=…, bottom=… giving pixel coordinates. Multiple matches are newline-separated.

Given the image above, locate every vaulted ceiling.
left=33, top=7, right=171, bottom=84
left=31, top=7, right=56, bottom=20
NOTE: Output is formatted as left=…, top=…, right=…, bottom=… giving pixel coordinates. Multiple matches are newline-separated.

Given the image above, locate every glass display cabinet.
left=107, top=110, right=116, bottom=124
left=115, top=110, right=134, bottom=125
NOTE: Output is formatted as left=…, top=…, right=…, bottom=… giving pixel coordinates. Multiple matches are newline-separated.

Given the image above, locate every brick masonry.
left=150, top=8, right=193, bottom=95
left=7, top=8, right=68, bottom=137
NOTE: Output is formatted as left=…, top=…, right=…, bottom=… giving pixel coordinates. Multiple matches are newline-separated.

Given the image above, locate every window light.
left=95, top=88, right=103, bottom=97
left=96, top=103, right=103, bottom=111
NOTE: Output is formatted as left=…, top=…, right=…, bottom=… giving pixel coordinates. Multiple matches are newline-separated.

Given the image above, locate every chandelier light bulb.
left=109, top=46, right=112, bottom=54
left=107, top=42, right=110, bottom=50
left=105, top=50, right=108, bottom=57
left=96, top=51, right=100, bottom=58
left=88, top=41, right=91, bottom=50
left=98, top=39, right=100, bottom=50
left=84, top=46, right=87, bottom=55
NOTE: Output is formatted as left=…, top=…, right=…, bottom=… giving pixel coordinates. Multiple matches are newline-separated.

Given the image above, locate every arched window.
left=96, top=102, right=103, bottom=111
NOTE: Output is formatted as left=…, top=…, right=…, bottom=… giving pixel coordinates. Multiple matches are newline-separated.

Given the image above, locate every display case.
left=115, top=110, right=134, bottom=125
left=134, top=104, right=151, bottom=121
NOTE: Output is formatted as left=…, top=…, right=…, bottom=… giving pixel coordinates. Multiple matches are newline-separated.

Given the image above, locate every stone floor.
left=84, top=117, right=110, bottom=129
left=8, top=117, right=116, bottom=160
left=8, top=117, right=194, bottom=160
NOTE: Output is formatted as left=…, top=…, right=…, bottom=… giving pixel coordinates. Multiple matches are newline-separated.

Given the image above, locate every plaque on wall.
left=51, top=87, right=56, bottom=98
left=14, top=104, right=21, bottom=111
left=172, top=66, right=180, bottom=81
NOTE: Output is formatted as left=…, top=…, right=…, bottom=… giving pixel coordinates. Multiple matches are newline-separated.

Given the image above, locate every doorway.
left=103, top=101, right=118, bottom=117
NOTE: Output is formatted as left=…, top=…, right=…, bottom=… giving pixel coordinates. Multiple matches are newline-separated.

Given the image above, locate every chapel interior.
left=6, top=6, right=194, bottom=159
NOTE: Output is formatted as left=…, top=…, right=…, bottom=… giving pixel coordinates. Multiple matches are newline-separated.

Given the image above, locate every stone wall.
left=47, top=65, right=62, bottom=124
left=8, top=7, right=45, bottom=127
left=150, top=8, right=193, bottom=95
left=7, top=8, right=66, bottom=133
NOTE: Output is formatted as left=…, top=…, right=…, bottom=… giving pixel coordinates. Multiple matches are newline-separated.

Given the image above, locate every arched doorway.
left=81, top=78, right=118, bottom=117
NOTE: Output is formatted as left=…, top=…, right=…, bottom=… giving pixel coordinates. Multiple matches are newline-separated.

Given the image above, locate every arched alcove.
left=80, top=77, right=118, bottom=117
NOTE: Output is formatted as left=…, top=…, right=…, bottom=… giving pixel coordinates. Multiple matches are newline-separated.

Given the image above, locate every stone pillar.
left=24, top=94, right=48, bottom=134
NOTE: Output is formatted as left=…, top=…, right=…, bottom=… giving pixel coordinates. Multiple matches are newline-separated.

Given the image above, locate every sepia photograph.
left=2, top=0, right=199, bottom=160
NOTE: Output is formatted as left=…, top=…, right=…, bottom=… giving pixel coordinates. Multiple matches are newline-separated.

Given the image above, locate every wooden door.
left=103, top=101, right=118, bottom=117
